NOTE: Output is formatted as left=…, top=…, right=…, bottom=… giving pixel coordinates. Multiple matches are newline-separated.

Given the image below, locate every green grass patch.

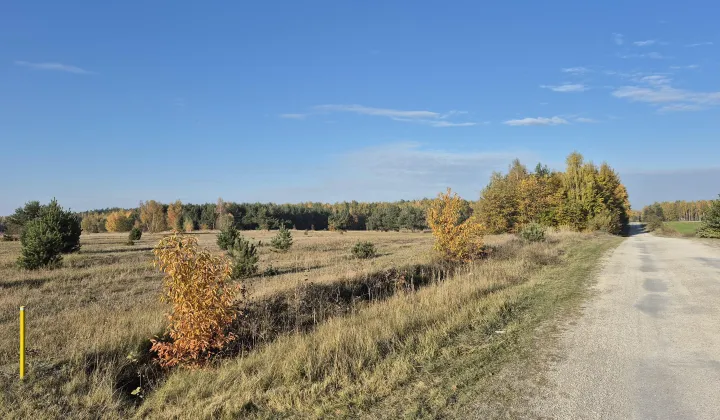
left=663, top=221, right=701, bottom=236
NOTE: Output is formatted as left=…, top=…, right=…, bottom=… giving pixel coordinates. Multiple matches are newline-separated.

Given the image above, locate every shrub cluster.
left=518, top=223, right=546, bottom=243
left=427, top=188, right=485, bottom=263
left=81, top=212, right=107, bottom=233
left=151, top=233, right=241, bottom=368
left=127, top=227, right=142, bottom=245
left=270, top=226, right=293, bottom=251
left=351, top=241, right=377, bottom=259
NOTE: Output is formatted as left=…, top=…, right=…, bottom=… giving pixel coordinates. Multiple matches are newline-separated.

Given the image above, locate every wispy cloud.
left=639, top=75, right=672, bottom=86
left=612, top=75, right=720, bottom=112
left=670, top=64, right=700, bottom=70
left=633, top=40, right=657, bottom=46
left=280, top=113, right=308, bottom=119
left=313, top=104, right=477, bottom=127
left=256, top=142, right=536, bottom=203
left=618, top=52, right=670, bottom=59
left=503, top=116, right=569, bottom=126
left=685, top=42, right=713, bottom=47
left=14, top=60, right=93, bottom=74
left=540, top=83, right=588, bottom=93
left=613, top=33, right=625, bottom=45
left=574, top=117, right=599, bottom=123
left=561, top=67, right=590, bottom=75
left=335, top=142, right=533, bottom=199
left=658, top=104, right=704, bottom=113
left=315, top=104, right=439, bottom=119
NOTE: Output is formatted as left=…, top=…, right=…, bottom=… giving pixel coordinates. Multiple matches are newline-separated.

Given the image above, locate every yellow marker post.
left=19, top=306, right=25, bottom=379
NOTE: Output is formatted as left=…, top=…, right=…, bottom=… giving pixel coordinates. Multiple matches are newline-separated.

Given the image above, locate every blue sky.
left=2, top=0, right=719, bottom=214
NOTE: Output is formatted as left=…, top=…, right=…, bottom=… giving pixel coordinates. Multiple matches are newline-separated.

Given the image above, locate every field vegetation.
left=0, top=151, right=634, bottom=417
left=0, top=228, right=619, bottom=418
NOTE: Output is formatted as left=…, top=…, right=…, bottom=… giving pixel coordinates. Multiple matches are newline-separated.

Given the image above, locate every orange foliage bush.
left=151, top=233, right=242, bottom=368
left=427, top=188, right=485, bottom=263
left=105, top=211, right=133, bottom=232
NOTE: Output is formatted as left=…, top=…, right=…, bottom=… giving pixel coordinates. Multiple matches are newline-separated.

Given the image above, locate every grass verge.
left=137, top=233, right=622, bottom=419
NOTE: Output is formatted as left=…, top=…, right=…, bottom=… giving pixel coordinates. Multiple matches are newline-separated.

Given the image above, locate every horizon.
left=3, top=1, right=720, bottom=214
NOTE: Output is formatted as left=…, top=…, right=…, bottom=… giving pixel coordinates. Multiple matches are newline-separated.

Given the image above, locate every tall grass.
left=0, top=230, right=620, bottom=418
left=138, top=232, right=617, bottom=418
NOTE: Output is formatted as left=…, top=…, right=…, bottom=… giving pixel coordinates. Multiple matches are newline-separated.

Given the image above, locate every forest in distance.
left=2, top=152, right=633, bottom=238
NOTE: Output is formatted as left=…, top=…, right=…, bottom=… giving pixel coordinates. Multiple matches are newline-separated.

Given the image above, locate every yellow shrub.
left=105, top=211, right=133, bottom=232
left=151, top=233, right=241, bottom=368
left=427, top=188, right=485, bottom=263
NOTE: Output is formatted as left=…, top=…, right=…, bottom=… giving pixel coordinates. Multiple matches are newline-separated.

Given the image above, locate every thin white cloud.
left=670, top=64, right=700, bottom=70
left=540, top=83, right=588, bottom=93
left=633, top=40, right=657, bottom=46
left=658, top=104, right=704, bottom=113
left=574, top=117, right=599, bottom=123
left=336, top=142, right=534, bottom=199
left=640, top=75, right=672, bottom=86
left=613, top=33, right=625, bottom=45
left=280, top=113, right=308, bottom=119
left=618, top=52, right=670, bottom=59
left=14, top=60, right=93, bottom=74
left=428, top=120, right=478, bottom=127
left=503, top=116, right=569, bottom=126
left=685, top=42, right=713, bottom=47
left=612, top=77, right=720, bottom=112
left=313, top=104, right=477, bottom=127
left=315, top=104, right=439, bottom=119
left=562, top=67, right=590, bottom=74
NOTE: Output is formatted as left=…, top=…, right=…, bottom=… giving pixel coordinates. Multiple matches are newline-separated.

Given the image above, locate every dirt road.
left=536, top=227, right=720, bottom=419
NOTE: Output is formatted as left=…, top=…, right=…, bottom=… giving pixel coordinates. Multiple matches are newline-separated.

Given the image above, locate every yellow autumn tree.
left=151, top=233, right=242, bottom=368
left=105, top=211, right=133, bottom=232
left=139, top=200, right=167, bottom=233
left=427, top=188, right=485, bottom=263
left=166, top=200, right=183, bottom=231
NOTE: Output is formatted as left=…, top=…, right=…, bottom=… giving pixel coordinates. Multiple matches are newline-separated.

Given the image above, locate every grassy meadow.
left=1, top=228, right=620, bottom=418
left=662, top=221, right=702, bottom=236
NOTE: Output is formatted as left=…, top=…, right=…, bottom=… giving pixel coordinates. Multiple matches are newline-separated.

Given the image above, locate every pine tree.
left=16, top=199, right=80, bottom=269
left=229, top=236, right=258, bottom=278
left=697, top=195, right=720, bottom=238
left=17, top=217, right=64, bottom=269
left=217, top=225, right=239, bottom=250
left=270, top=225, right=293, bottom=251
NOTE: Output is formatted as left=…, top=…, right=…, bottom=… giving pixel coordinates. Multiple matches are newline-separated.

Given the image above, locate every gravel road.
left=535, top=227, right=720, bottom=419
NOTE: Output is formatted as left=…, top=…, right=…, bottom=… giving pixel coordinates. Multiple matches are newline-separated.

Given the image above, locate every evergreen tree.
left=18, top=217, right=64, bottom=269
left=328, top=207, right=350, bottom=231
left=270, top=225, right=293, bottom=251
left=217, top=225, right=240, bottom=250
left=697, top=195, right=720, bottom=238
left=16, top=199, right=80, bottom=269
left=229, top=236, right=258, bottom=278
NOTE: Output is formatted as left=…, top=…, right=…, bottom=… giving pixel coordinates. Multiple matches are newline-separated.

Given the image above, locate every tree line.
left=4, top=151, right=630, bottom=239
left=475, top=152, right=630, bottom=234
left=73, top=199, right=445, bottom=234
left=636, top=200, right=713, bottom=222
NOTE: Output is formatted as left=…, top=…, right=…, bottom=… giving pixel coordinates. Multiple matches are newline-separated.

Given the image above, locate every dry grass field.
left=0, top=229, right=621, bottom=418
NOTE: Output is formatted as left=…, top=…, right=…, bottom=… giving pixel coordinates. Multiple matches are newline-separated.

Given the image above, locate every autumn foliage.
left=151, top=233, right=242, bottom=368
left=105, top=211, right=134, bottom=232
left=427, top=188, right=485, bottom=263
